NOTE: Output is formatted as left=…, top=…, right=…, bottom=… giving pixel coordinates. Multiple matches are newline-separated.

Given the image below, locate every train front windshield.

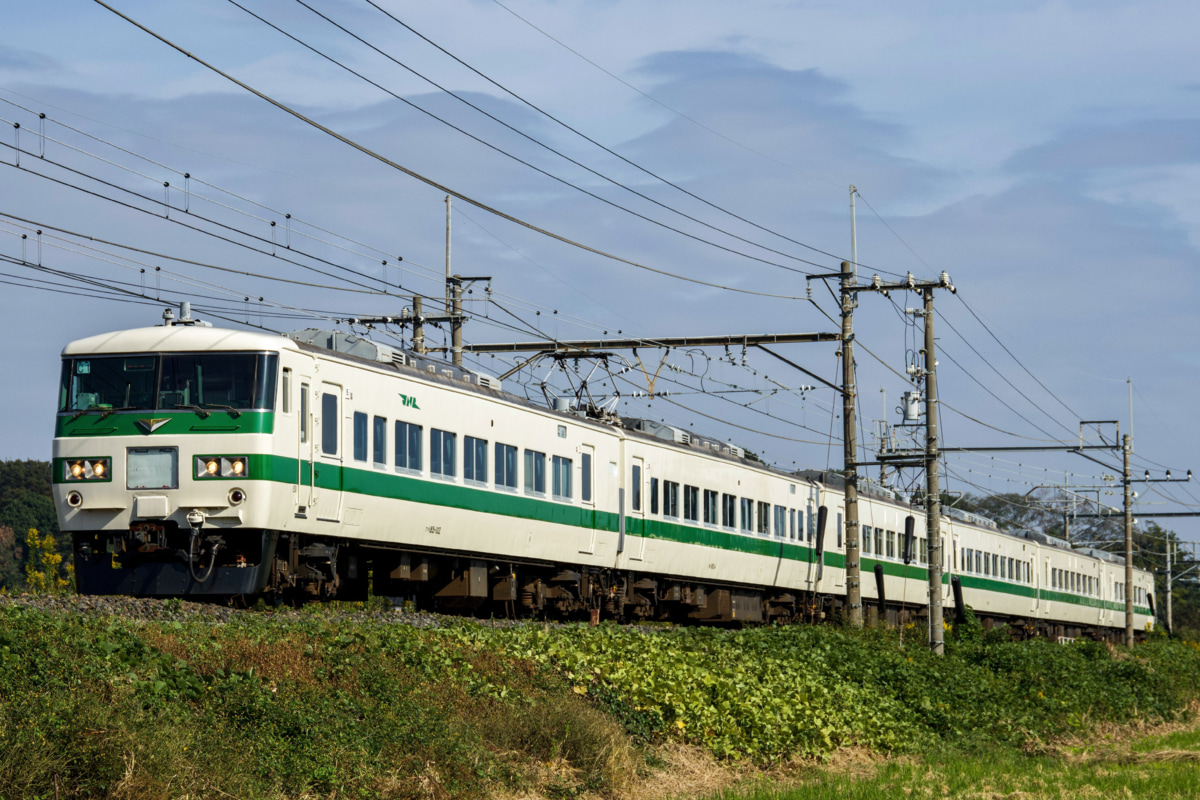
left=59, top=353, right=278, bottom=412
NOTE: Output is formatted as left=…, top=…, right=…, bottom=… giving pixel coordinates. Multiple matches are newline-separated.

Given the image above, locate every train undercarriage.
left=72, top=526, right=1135, bottom=639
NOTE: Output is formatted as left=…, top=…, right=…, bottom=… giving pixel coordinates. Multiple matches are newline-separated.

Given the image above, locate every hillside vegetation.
left=2, top=598, right=1199, bottom=799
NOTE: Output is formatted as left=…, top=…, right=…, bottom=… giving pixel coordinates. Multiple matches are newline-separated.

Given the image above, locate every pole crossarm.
left=1075, top=512, right=1200, bottom=519
left=441, top=331, right=840, bottom=354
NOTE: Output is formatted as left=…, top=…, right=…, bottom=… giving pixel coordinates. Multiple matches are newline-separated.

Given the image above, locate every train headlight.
left=66, top=458, right=110, bottom=481
left=195, top=456, right=251, bottom=479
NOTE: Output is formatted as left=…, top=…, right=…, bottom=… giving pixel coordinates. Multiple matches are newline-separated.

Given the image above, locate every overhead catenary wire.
left=0, top=98, right=663, bottom=340
left=223, top=0, right=835, bottom=278
left=93, top=1, right=814, bottom=300
left=357, top=0, right=855, bottom=270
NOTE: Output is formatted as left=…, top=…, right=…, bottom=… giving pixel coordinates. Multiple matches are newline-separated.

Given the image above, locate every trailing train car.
left=53, top=308, right=1154, bottom=637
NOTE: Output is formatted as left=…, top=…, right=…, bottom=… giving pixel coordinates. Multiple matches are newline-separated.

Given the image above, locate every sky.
left=1, top=0, right=1198, bottom=548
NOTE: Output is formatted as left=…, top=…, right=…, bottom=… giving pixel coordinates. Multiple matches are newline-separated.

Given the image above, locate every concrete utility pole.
left=1167, top=539, right=1173, bottom=635
left=841, top=259, right=862, bottom=627
left=832, top=268, right=955, bottom=648
left=921, top=285, right=945, bottom=654
left=450, top=276, right=464, bottom=367
left=1123, top=434, right=1134, bottom=647
left=412, top=296, right=426, bottom=355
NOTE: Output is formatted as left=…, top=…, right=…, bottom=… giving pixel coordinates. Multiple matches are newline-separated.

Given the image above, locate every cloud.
left=0, top=45, right=59, bottom=74
left=1006, top=119, right=1200, bottom=174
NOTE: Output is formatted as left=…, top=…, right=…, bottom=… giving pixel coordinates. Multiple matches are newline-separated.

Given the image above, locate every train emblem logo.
left=135, top=418, right=171, bottom=434
left=398, top=393, right=420, bottom=410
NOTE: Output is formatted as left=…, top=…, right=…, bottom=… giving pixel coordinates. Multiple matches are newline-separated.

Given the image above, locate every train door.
left=628, top=456, right=647, bottom=561
left=312, top=381, right=344, bottom=522
left=297, top=375, right=314, bottom=513
left=578, top=443, right=596, bottom=555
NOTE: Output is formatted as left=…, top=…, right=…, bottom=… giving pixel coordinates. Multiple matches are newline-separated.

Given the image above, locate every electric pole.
left=1123, top=434, right=1134, bottom=647
left=840, top=260, right=862, bottom=627
left=922, top=285, right=945, bottom=654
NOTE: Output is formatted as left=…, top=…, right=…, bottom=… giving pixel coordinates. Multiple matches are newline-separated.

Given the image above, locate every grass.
left=710, top=720, right=1200, bottom=800
left=1, top=600, right=1198, bottom=799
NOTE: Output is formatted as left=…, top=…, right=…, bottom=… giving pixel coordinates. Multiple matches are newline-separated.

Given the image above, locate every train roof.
left=61, top=324, right=296, bottom=357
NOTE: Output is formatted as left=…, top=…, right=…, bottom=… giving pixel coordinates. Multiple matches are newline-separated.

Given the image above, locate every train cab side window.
left=373, top=416, right=387, bottom=466
left=282, top=369, right=291, bottom=413
left=300, top=383, right=309, bottom=443
left=524, top=450, right=546, bottom=494
left=495, top=443, right=518, bottom=489
left=631, top=464, right=642, bottom=511
left=431, top=429, right=456, bottom=478
left=552, top=455, right=572, bottom=500
left=465, top=436, right=487, bottom=484
left=836, top=513, right=843, bottom=549
left=650, top=478, right=659, bottom=514
left=789, top=509, right=796, bottom=540
left=321, top=392, right=338, bottom=455
left=395, top=421, right=422, bottom=472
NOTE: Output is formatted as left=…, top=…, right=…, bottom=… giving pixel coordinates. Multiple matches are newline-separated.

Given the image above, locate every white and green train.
left=53, top=309, right=1155, bottom=637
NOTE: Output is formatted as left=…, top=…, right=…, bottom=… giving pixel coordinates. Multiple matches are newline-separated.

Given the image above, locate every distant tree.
left=0, top=526, right=24, bottom=591
left=0, top=490, right=59, bottom=542
left=0, top=459, right=52, bottom=504
left=0, top=460, right=61, bottom=592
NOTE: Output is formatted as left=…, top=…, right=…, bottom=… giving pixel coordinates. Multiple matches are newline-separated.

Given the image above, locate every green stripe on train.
left=69, top=447, right=1154, bottom=613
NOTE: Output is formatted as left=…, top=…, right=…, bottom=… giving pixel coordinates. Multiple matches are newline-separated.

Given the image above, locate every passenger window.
left=464, top=436, right=487, bottom=483
left=863, top=526, right=872, bottom=554
left=703, top=489, right=718, bottom=524
left=663, top=481, right=679, bottom=518
left=722, top=493, right=736, bottom=528
left=683, top=485, right=699, bottom=522
left=650, top=477, right=660, bottom=514
left=394, top=420, right=422, bottom=471
left=495, top=443, right=518, bottom=489
left=431, top=429, right=456, bottom=478
left=524, top=450, right=546, bottom=494
left=552, top=455, right=572, bottom=499
left=740, top=498, right=753, bottom=532
left=282, top=368, right=291, bottom=413
left=353, top=412, right=368, bottom=462
left=373, top=416, right=387, bottom=465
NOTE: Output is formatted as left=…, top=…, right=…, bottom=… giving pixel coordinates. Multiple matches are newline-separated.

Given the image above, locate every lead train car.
left=53, top=318, right=1154, bottom=638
